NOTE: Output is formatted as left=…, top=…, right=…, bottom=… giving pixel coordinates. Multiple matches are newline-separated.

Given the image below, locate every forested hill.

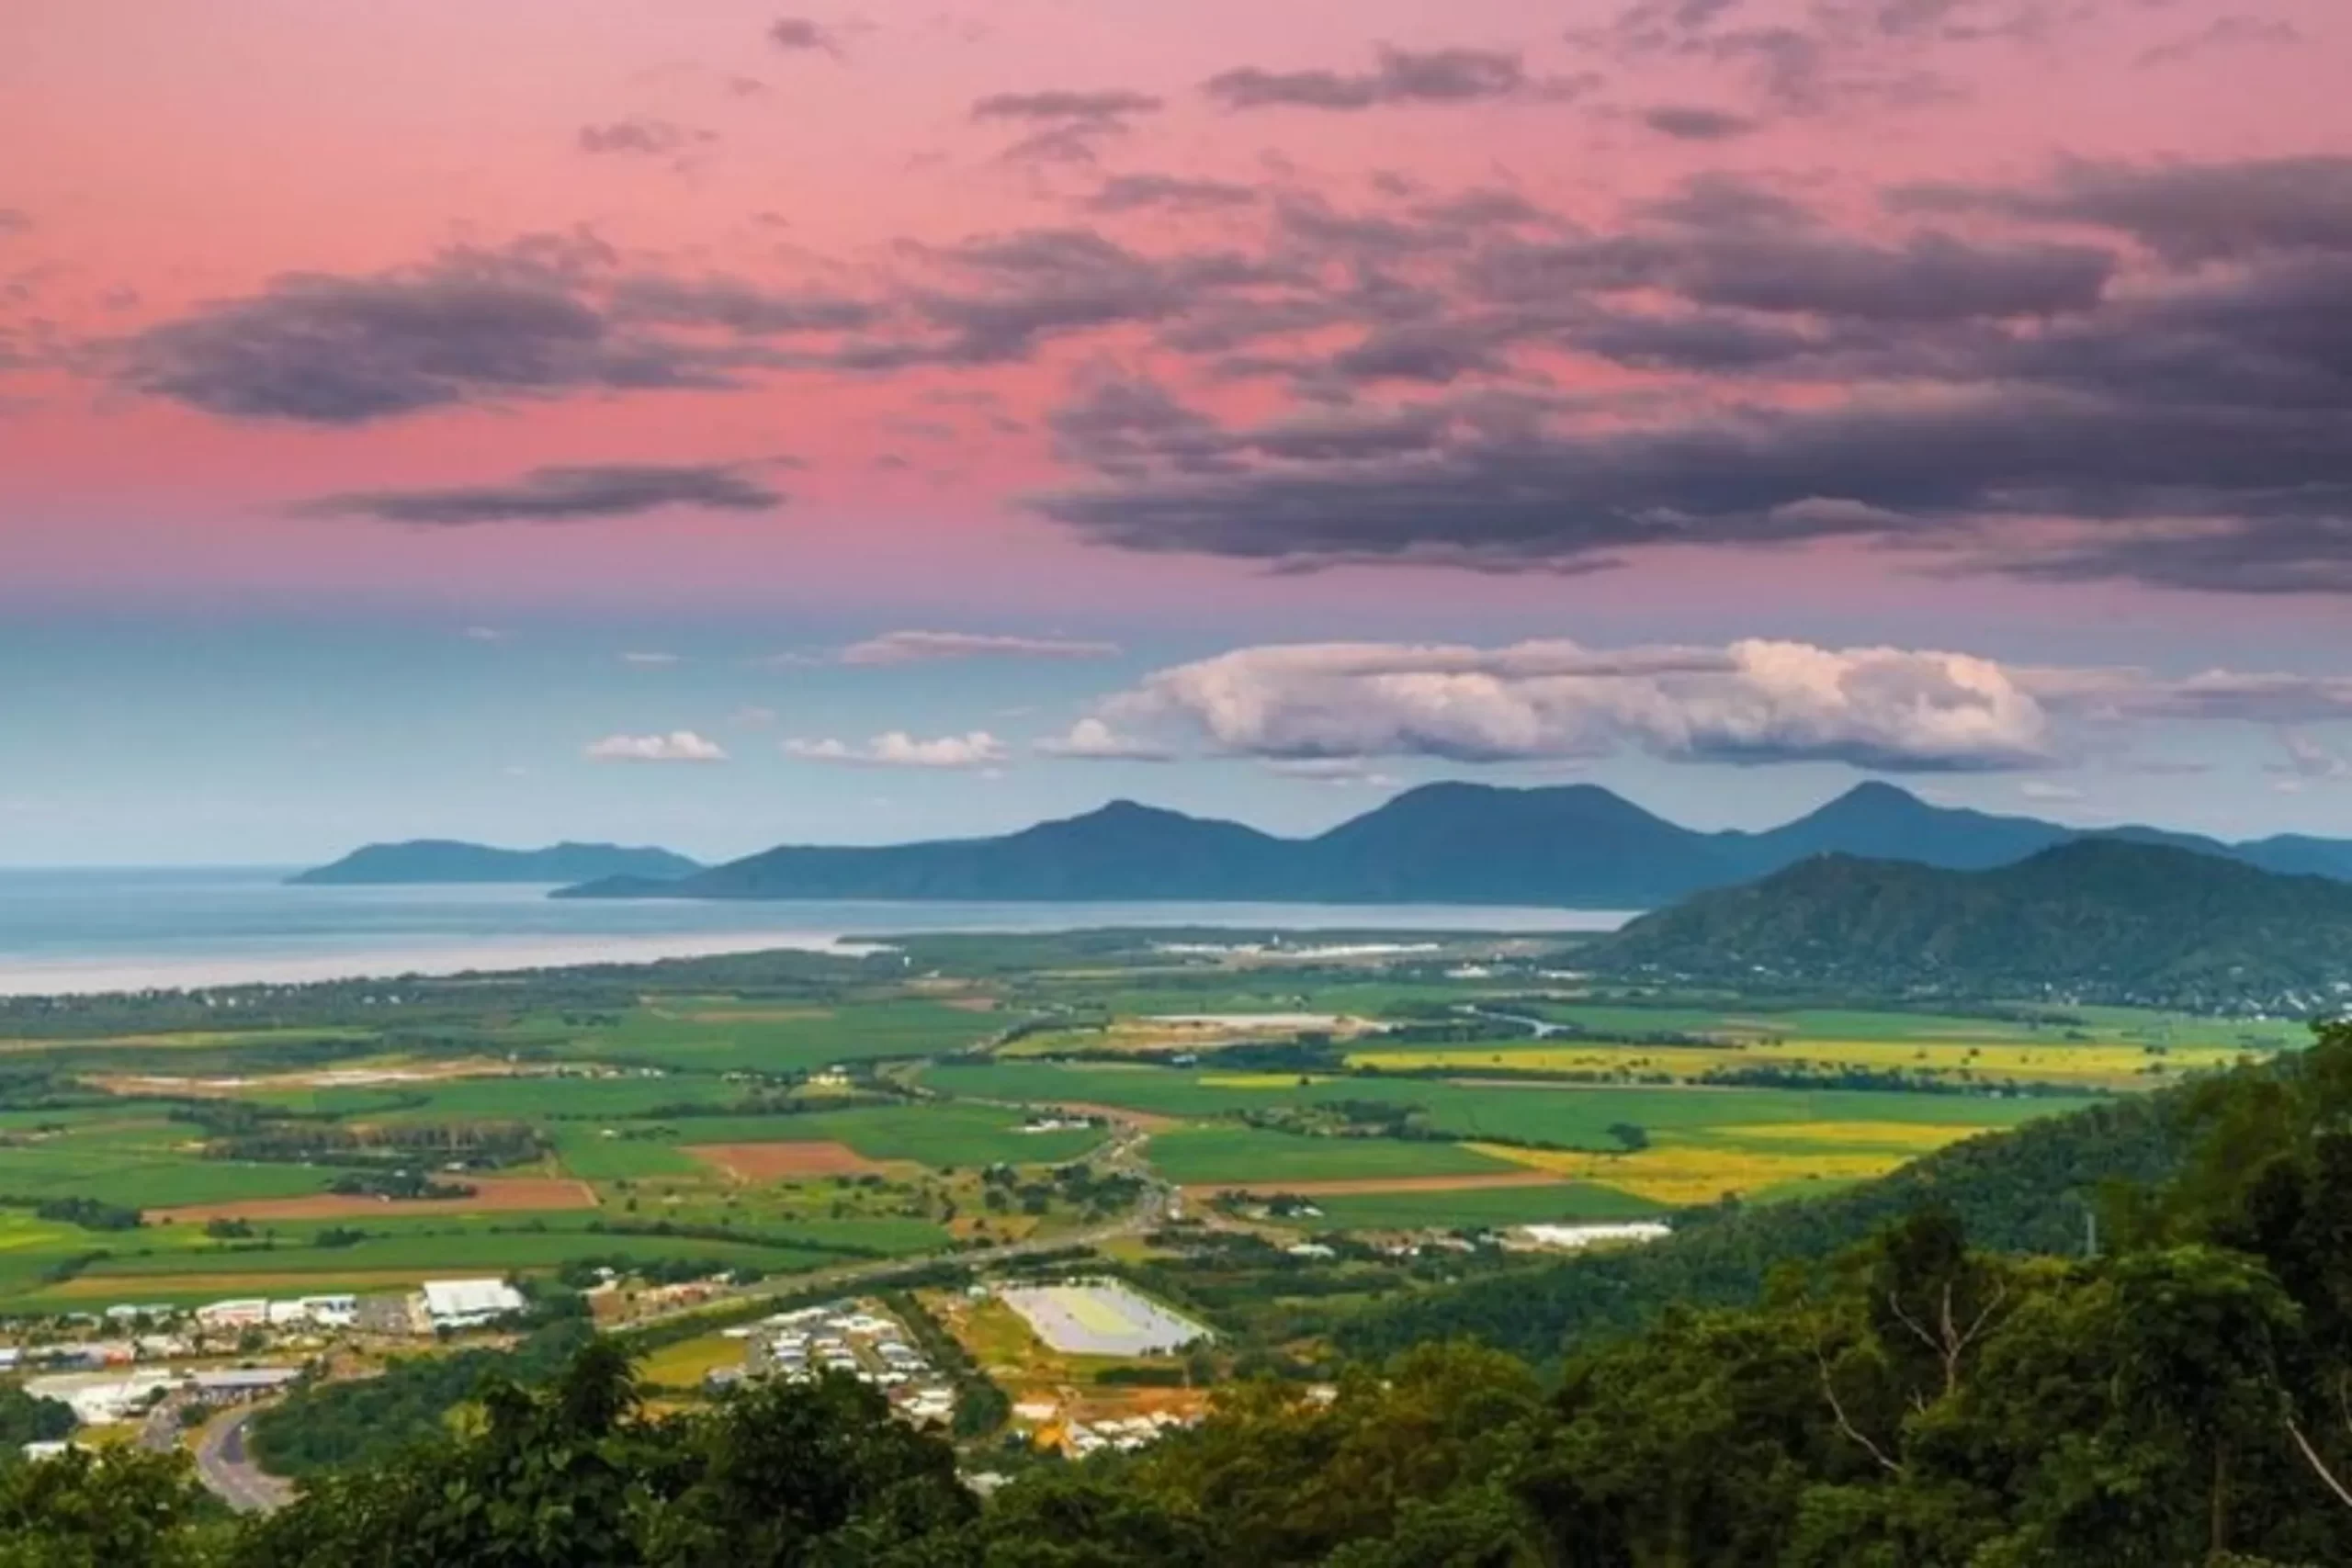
left=1591, top=838, right=2352, bottom=1010
left=554, top=780, right=2352, bottom=908
left=1338, top=1085, right=2187, bottom=1363
left=292, top=840, right=702, bottom=886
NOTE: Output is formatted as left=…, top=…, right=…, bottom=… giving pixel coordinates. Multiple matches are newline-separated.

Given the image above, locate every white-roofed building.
left=196, top=1299, right=270, bottom=1330
left=420, top=1279, right=527, bottom=1329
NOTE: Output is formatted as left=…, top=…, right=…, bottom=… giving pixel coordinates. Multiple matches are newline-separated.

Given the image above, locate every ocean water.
left=0, top=868, right=1634, bottom=998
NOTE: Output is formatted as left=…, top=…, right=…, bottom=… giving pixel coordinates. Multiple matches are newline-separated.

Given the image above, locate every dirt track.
left=147, top=1176, right=600, bottom=1224
left=687, top=1141, right=889, bottom=1179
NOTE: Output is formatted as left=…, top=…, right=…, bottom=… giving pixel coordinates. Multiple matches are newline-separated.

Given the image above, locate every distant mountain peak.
left=1811, top=780, right=1932, bottom=815
left=537, top=780, right=2352, bottom=908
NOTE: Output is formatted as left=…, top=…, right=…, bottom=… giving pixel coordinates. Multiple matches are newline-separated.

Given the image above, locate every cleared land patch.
left=147, top=1176, right=599, bottom=1224
left=686, top=1141, right=891, bottom=1180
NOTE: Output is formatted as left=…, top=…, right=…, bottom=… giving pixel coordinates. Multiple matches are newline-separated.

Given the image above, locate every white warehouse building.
left=420, top=1279, right=527, bottom=1330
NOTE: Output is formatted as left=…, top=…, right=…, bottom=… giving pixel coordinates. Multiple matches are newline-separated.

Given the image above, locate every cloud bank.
left=584, top=731, right=729, bottom=762
left=785, top=731, right=1009, bottom=768
left=297, top=463, right=785, bottom=525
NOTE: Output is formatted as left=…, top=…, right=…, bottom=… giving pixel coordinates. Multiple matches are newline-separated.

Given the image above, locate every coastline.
left=0, top=869, right=1632, bottom=999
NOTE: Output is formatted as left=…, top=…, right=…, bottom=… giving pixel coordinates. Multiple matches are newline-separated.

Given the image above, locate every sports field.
left=997, top=1280, right=1213, bottom=1356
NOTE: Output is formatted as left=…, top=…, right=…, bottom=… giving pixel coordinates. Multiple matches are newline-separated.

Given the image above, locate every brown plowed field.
left=687, top=1141, right=889, bottom=1179
left=147, top=1176, right=600, bottom=1224
left=1189, top=1172, right=1572, bottom=1197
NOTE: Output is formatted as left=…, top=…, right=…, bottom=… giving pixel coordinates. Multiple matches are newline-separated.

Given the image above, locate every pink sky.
left=6, top=1, right=2352, bottom=863
left=3, top=0, right=2346, bottom=628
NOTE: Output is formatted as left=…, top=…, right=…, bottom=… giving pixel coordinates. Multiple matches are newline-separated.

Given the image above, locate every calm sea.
left=0, top=868, right=1633, bottom=998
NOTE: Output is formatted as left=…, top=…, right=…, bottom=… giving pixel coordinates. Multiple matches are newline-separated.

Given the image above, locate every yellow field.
left=1197, top=1073, right=1335, bottom=1089
left=1469, top=1136, right=1937, bottom=1205
left=1717, top=1120, right=1991, bottom=1150
left=1350, top=1036, right=2244, bottom=1090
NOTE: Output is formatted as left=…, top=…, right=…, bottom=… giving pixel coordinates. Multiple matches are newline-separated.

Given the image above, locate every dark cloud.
left=295, top=462, right=786, bottom=525
left=575, top=119, right=712, bottom=157
left=1564, top=307, right=1857, bottom=372
left=1894, top=156, right=2352, bottom=265
left=1031, top=188, right=2352, bottom=595
left=1085, top=174, right=1260, bottom=213
left=1677, top=230, right=2113, bottom=321
left=1472, top=210, right=2114, bottom=323
left=969, top=89, right=1163, bottom=121
left=1327, top=321, right=1514, bottom=384
left=767, top=17, right=841, bottom=54
left=116, top=240, right=785, bottom=423
left=1035, top=385, right=2352, bottom=580
left=1047, top=374, right=1470, bottom=479
left=1639, top=104, right=1759, bottom=140
left=969, top=88, right=1161, bottom=164
left=829, top=228, right=1295, bottom=367
left=608, top=275, right=876, bottom=333
left=0, top=210, right=28, bottom=235
left=1995, top=517, right=2352, bottom=597
left=1204, top=46, right=1526, bottom=111
left=2138, top=15, right=2301, bottom=69
left=1409, top=189, right=1547, bottom=229
left=1587, top=0, right=2062, bottom=119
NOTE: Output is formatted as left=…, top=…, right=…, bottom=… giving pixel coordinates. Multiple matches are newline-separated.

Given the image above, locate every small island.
left=290, top=840, right=702, bottom=886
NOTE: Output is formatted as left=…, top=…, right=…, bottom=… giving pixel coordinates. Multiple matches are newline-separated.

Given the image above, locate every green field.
left=1147, top=1127, right=1516, bottom=1184
left=0, top=940, right=2275, bottom=1310
left=575, top=1001, right=998, bottom=1073
left=928, top=1060, right=2086, bottom=1148
left=548, top=1124, right=707, bottom=1180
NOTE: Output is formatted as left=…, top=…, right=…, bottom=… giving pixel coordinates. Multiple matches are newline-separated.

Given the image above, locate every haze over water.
left=0, top=869, right=1630, bottom=998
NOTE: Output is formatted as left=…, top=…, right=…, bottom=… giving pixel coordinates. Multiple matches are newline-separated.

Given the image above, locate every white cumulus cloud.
left=785, top=731, right=1009, bottom=768
left=1091, top=637, right=2056, bottom=773
left=1035, top=717, right=1176, bottom=761
left=583, top=730, right=729, bottom=763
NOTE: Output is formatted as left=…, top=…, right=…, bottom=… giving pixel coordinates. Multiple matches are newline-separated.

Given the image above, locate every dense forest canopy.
left=1593, top=840, right=2352, bottom=1010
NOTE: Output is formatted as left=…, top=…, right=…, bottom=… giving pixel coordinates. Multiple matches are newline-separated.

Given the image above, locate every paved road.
left=193, top=1405, right=296, bottom=1516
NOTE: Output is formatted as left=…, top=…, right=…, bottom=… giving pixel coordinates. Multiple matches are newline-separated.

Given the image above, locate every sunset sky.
left=4, top=0, right=2347, bottom=863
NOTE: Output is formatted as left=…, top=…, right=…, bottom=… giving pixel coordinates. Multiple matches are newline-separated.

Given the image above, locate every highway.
left=192, top=1404, right=296, bottom=1515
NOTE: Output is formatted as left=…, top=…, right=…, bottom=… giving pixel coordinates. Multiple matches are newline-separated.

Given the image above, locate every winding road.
left=193, top=1404, right=296, bottom=1515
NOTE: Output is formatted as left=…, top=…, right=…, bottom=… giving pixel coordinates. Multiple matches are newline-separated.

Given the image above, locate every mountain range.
left=547, top=781, right=2352, bottom=908
left=291, top=841, right=704, bottom=886
left=1589, top=838, right=2352, bottom=1010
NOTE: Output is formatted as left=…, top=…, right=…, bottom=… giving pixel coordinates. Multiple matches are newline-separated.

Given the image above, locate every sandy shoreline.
left=0, top=929, right=872, bottom=998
